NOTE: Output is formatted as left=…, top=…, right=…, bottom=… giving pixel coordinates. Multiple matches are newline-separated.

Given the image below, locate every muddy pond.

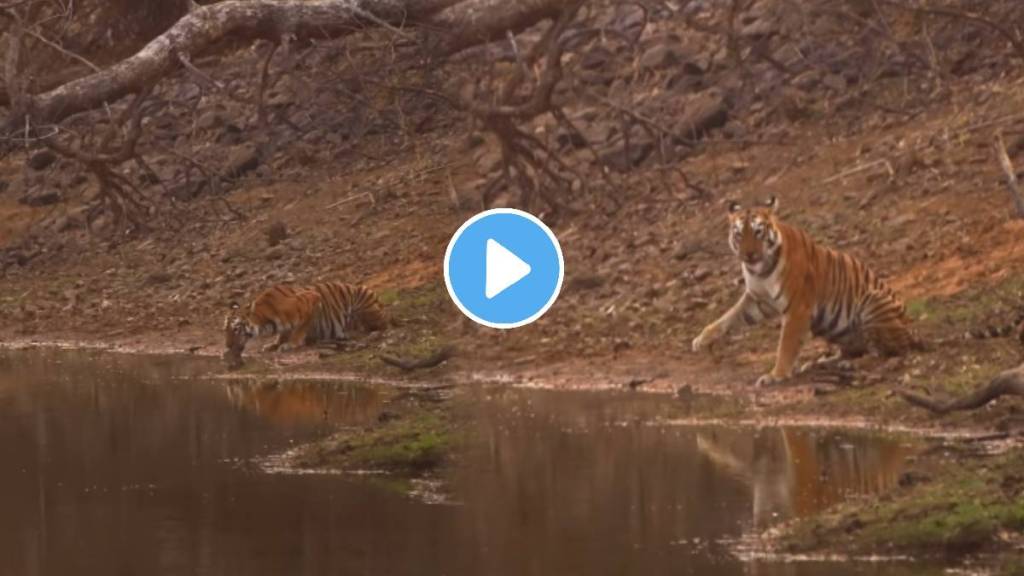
left=0, top=350, right=941, bottom=575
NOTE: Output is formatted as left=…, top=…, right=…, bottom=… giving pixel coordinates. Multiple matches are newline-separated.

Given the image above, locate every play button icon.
left=485, top=239, right=531, bottom=299
left=445, top=208, right=564, bottom=329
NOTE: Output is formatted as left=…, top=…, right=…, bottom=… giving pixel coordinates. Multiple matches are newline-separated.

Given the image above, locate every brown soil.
left=3, top=0, right=1024, bottom=436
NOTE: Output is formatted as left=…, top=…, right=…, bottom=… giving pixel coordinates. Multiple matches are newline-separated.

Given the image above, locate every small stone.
left=145, top=272, right=173, bottom=286
left=168, top=181, right=204, bottom=202
left=266, top=221, right=288, bottom=247
left=598, top=135, right=655, bottom=172
left=567, top=274, right=605, bottom=292
left=684, top=297, right=710, bottom=311
left=640, top=43, right=687, bottom=70
left=19, top=189, right=61, bottom=207
left=473, top=146, right=502, bottom=176
left=55, top=212, right=84, bottom=232
left=580, top=46, right=614, bottom=70
left=196, top=111, right=226, bottom=130
left=822, top=73, right=847, bottom=92
left=224, top=144, right=260, bottom=179
left=676, top=90, right=729, bottom=141
left=898, top=470, right=931, bottom=488
left=27, top=150, right=57, bottom=171
left=673, top=244, right=695, bottom=261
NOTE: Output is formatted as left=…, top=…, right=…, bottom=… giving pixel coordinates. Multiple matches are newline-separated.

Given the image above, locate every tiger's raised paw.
left=755, top=373, right=784, bottom=388
left=691, top=326, right=720, bottom=353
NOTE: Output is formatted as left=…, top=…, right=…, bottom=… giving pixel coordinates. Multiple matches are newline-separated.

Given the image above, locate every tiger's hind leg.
left=798, top=332, right=867, bottom=375
left=860, top=290, right=918, bottom=356
left=864, top=322, right=917, bottom=356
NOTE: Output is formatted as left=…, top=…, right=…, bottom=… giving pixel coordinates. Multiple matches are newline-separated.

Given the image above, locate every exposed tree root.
left=900, top=365, right=1024, bottom=414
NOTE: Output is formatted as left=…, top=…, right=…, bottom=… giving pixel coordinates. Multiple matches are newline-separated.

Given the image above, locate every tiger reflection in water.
left=224, top=381, right=384, bottom=428
left=695, top=428, right=908, bottom=528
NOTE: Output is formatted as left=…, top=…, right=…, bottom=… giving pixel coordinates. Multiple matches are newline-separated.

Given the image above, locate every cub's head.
left=726, top=196, right=781, bottom=272
left=222, top=303, right=253, bottom=369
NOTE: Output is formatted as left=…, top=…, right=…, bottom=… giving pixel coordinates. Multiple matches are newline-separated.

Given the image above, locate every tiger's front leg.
left=693, top=293, right=766, bottom=352
left=263, top=331, right=289, bottom=352
left=757, top=305, right=812, bottom=387
left=278, top=320, right=313, bottom=352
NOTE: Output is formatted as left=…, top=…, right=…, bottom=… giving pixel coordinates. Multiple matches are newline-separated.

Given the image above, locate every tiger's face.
left=222, top=305, right=254, bottom=368
left=727, top=196, right=781, bottom=274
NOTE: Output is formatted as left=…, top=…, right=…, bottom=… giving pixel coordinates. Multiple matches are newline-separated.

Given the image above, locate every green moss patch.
left=781, top=452, right=1024, bottom=562
left=291, top=406, right=456, bottom=475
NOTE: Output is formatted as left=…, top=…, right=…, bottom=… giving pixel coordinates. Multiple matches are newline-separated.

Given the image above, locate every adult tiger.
left=223, top=281, right=386, bottom=367
left=692, top=197, right=917, bottom=386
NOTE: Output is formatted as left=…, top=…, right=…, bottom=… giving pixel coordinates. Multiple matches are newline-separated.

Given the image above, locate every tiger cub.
left=223, top=281, right=386, bottom=366
left=692, top=197, right=917, bottom=386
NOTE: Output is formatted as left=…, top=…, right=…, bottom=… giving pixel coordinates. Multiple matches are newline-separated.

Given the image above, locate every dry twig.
left=994, top=131, right=1024, bottom=218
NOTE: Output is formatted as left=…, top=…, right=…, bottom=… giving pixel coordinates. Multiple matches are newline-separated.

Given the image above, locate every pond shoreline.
left=3, top=338, right=1021, bottom=572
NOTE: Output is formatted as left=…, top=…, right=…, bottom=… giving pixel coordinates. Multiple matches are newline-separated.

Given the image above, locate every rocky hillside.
left=1, top=0, right=1023, bottom=415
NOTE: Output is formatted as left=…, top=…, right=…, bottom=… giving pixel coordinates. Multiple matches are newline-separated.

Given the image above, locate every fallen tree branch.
left=378, top=345, right=455, bottom=370
left=428, top=0, right=564, bottom=57
left=899, top=364, right=1024, bottom=414
left=2, top=0, right=578, bottom=136
left=0, top=0, right=461, bottom=135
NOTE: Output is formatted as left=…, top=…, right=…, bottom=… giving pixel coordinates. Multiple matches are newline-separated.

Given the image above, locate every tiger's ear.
left=764, top=196, right=778, bottom=212
left=727, top=200, right=742, bottom=214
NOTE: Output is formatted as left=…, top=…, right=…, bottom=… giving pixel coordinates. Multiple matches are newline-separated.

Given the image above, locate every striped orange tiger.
left=692, top=197, right=917, bottom=386
left=223, top=281, right=386, bottom=367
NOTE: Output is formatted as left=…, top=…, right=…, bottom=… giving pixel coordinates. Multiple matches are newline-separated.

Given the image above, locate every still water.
left=0, top=350, right=938, bottom=575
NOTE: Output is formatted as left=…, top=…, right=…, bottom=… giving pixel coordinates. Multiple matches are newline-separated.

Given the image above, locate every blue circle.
left=444, top=209, right=564, bottom=329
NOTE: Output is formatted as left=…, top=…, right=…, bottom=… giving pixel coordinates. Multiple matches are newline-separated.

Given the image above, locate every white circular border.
left=443, top=208, right=565, bottom=330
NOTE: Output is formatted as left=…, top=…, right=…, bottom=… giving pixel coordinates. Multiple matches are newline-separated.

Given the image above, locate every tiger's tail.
left=965, top=310, right=1024, bottom=344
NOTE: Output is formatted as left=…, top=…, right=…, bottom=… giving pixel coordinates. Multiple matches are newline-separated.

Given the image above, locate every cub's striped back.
left=223, top=281, right=385, bottom=366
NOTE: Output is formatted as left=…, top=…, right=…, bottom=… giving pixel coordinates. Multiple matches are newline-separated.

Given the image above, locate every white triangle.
left=485, top=239, right=531, bottom=299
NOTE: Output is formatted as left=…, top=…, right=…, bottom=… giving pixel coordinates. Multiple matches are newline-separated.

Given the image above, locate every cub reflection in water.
left=224, top=380, right=383, bottom=428
left=695, top=428, right=908, bottom=527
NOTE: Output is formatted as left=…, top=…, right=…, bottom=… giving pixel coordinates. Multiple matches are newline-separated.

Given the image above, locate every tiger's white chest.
left=742, top=256, right=788, bottom=313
